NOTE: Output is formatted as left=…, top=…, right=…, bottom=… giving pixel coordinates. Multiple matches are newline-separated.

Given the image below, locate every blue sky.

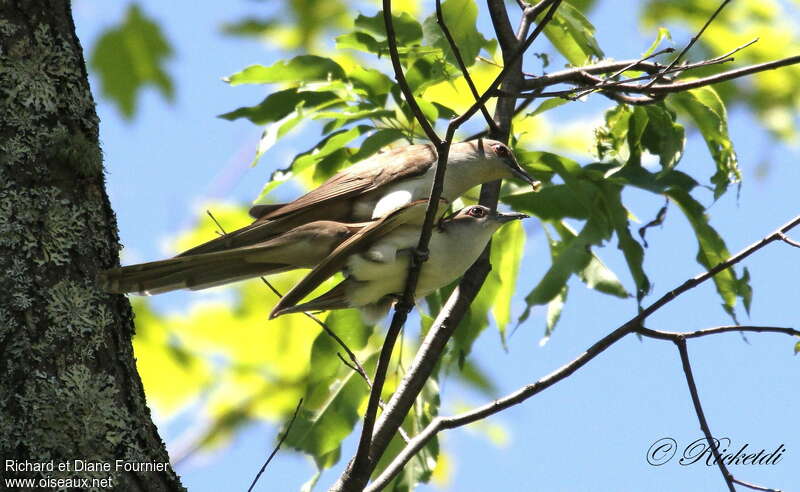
left=73, top=1, right=799, bottom=491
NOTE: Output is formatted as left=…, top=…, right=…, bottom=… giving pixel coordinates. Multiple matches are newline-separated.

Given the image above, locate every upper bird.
left=270, top=204, right=528, bottom=322
left=177, top=139, right=538, bottom=256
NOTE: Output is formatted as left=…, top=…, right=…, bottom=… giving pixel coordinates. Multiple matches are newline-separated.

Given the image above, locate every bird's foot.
left=412, top=248, right=429, bottom=266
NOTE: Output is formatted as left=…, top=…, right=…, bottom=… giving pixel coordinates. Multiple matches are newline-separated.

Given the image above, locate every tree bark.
left=0, top=1, right=184, bottom=490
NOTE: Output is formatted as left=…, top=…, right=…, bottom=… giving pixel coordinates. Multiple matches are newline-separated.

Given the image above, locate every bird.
left=176, top=139, right=539, bottom=257
left=270, top=205, right=529, bottom=322
left=97, top=201, right=437, bottom=295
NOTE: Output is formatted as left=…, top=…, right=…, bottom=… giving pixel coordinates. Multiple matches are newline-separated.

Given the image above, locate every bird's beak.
left=494, top=211, right=530, bottom=223
left=508, top=160, right=542, bottom=192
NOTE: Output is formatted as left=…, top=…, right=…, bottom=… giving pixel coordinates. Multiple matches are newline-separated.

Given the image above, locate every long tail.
left=270, top=283, right=394, bottom=324
left=270, top=282, right=351, bottom=318
left=98, top=254, right=288, bottom=295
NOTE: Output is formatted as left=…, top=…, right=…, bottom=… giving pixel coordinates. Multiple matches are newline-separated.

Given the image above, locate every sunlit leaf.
left=667, top=188, right=746, bottom=320
left=669, top=86, right=739, bottom=198
left=218, top=88, right=341, bottom=125
left=355, top=11, right=423, bottom=45
left=542, top=2, right=604, bottom=65
left=422, top=0, right=490, bottom=67
left=599, top=183, right=651, bottom=303
left=224, top=56, right=346, bottom=86
left=489, top=220, right=526, bottom=336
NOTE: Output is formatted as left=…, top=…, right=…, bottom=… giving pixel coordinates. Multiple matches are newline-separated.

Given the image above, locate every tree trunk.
left=0, top=1, right=184, bottom=490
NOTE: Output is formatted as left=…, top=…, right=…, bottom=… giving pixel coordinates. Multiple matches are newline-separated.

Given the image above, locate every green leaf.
left=542, top=2, right=604, bottom=65
left=669, top=86, right=739, bottom=198
left=284, top=311, right=374, bottom=465
left=527, top=97, right=569, bottom=118
left=489, top=220, right=526, bottom=336
left=641, top=104, right=685, bottom=171
left=290, top=125, right=374, bottom=176
left=642, top=27, right=672, bottom=58
left=224, top=56, right=346, bottom=86
left=220, top=17, right=277, bottom=38
left=350, top=128, right=407, bottom=163
left=89, top=4, right=173, bottom=119
left=218, top=88, right=341, bottom=125
left=503, top=184, right=594, bottom=221
left=405, top=54, right=459, bottom=93
left=335, top=31, right=383, bottom=54
left=578, top=252, right=629, bottom=298
left=585, top=163, right=698, bottom=195
left=599, top=183, right=651, bottom=302
left=313, top=106, right=395, bottom=126
left=454, top=359, right=498, bottom=396
left=348, top=67, right=394, bottom=104
left=544, top=285, right=568, bottom=340
left=596, top=105, right=633, bottom=163
left=667, top=188, right=745, bottom=319
left=624, top=106, right=650, bottom=166
left=524, top=217, right=609, bottom=307
left=422, top=0, right=490, bottom=67
left=355, top=11, right=423, bottom=45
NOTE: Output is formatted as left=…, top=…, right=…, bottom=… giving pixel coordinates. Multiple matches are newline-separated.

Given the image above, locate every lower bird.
left=271, top=205, right=528, bottom=322
left=97, top=201, right=437, bottom=295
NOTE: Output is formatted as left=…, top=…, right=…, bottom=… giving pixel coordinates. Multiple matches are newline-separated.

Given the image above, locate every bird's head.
left=478, top=139, right=542, bottom=192
left=449, top=205, right=529, bottom=234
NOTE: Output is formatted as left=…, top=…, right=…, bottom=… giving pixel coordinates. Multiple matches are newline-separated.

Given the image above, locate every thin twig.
left=644, top=0, right=733, bottom=89
left=247, top=398, right=303, bottom=492
left=778, top=232, right=800, bottom=249
left=435, top=0, right=499, bottom=133
left=636, top=325, right=800, bottom=340
left=674, top=338, right=735, bottom=491
left=571, top=47, right=675, bottom=99
left=732, top=478, right=783, bottom=492
left=382, top=2, right=439, bottom=144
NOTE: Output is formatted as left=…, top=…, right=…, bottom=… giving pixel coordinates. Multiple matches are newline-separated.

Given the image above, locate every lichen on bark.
left=0, top=2, right=183, bottom=490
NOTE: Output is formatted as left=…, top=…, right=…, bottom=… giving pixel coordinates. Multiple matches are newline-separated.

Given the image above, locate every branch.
left=518, top=55, right=800, bottom=102
left=778, top=232, right=800, bottom=249
left=382, top=1, right=439, bottom=144
left=364, top=257, right=492, bottom=470
left=368, top=215, right=800, bottom=488
left=487, top=0, right=519, bottom=51
left=362, top=0, right=560, bottom=482
left=636, top=325, right=800, bottom=340
left=247, top=398, right=303, bottom=492
left=732, top=478, right=784, bottom=492
left=674, top=338, right=735, bottom=492
left=344, top=2, right=455, bottom=487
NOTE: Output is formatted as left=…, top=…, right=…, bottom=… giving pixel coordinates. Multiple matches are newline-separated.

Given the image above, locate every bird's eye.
left=467, top=206, right=485, bottom=218
left=492, top=143, right=510, bottom=158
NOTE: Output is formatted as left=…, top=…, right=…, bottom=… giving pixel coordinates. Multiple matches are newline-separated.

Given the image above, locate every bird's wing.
left=272, top=281, right=352, bottom=315
left=270, top=199, right=435, bottom=318
left=248, top=203, right=288, bottom=219
left=259, top=144, right=436, bottom=221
